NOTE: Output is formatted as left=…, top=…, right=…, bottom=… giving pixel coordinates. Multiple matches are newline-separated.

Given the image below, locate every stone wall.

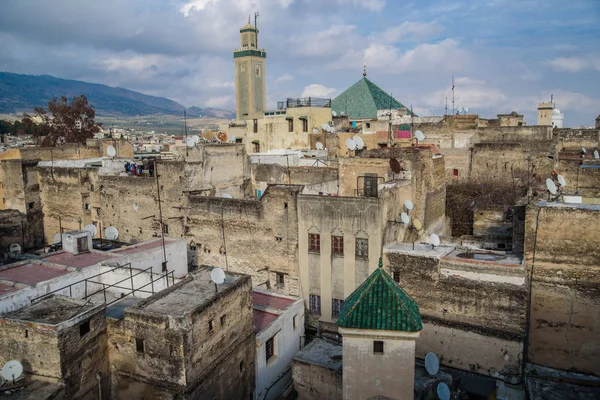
left=251, top=163, right=339, bottom=196
left=0, top=209, right=40, bottom=252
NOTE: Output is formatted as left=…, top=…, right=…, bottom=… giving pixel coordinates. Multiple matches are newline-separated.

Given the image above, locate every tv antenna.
left=390, top=158, right=401, bottom=174
left=316, top=142, right=324, bottom=150
left=211, top=267, right=226, bottom=292
left=429, top=233, right=440, bottom=248
left=425, top=352, right=439, bottom=375
left=9, top=244, right=22, bottom=256
left=557, top=175, right=567, bottom=187
left=546, top=178, right=557, bottom=195
left=106, top=145, right=117, bottom=158
left=437, top=382, right=450, bottom=400
left=404, top=199, right=414, bottom=211
left=346, top=138, right=357, bottom=152
left=451, top=76, right=455, bottom=117
left=2, top=360, right=24, bottom=384
left=415, top=130, right=425, bottom=144
left=353, top=135, right=365, bottom=150
left=332, top=110, right=337, bottom=117
left=400, top=212, right=410, bottom=224
left=105, top=226, right=119, bottom=241
left=53, top=233, right=61, bottom=245
left=84, top=224, right=97, bottom=237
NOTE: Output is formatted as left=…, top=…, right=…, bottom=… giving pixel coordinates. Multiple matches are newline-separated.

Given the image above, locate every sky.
left=0, top=0, right=599, bottom=126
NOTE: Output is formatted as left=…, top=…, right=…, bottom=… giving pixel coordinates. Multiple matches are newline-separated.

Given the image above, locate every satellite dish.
left=105, top=226, right=119, bottom=241
left=353, top=135, right=365, bottom=150
left=106, top=145, right=117, bottom=157
left=582, top=147, right=587, bottom=154
left=211, top=267, right=226, bottom=284
left=425, top=352, right=440, bottom=375
left=84, top=224, right=97, bottom=237
left=390, top=158, right=401, bottom=174
left=186, top=137, right=195, bottom=148
left=230, top=136, right=236, bottom=143
left=316, top=142, right=324, bottom=150
left=546, top=178, right=557, bottom=195
left=332, top=110, right=337, bottom=117
left=400, top=212, right=410, bottom=224
left=216, top=131, right=228, bottom=143
left=415, top=130, right=425, bottom=142
left=437, top=382, right=450, bottom=400
left=557, top=175, right=567, bottom=187
left=594, top=149, right=599, bottom=159
left=53, top=233, right=61, bottom=244
left=192, top=135, right=200, bottom=144
left=313, top=128, right=319, bottom=134
left=202, top=131, right=215, bottom=142
left=321, top=123, right=329, bottom=130
left=405, top=199, right=414, bottom=210
left=221, top=193, right=233, bottom=199
left=412, top=219, right=423, bottom=231
left=2, top=360, right=24, bottom=382
left=97, top=132, right=104, bottom=139
left=340, top=111, right=345, bottom=116
left=430, top=233, right=440, bottom=247
left=133, top=202, right=139, bottom=212
left=9, top=244, right=22, bottom=256
left=464, top=107, right=470, bottom=113
left=346, top=139, right=357, bottom=151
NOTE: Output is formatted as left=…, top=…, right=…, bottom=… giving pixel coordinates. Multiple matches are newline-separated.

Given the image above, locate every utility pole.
left=451, top=76, right=455, bottom=117
left=184, top=110, right=188, bottom=157
left=154, top=160, right=168, bottom=273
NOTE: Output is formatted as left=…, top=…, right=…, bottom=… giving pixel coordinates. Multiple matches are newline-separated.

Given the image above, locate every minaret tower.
left=234, top=14, right=267, bottom=120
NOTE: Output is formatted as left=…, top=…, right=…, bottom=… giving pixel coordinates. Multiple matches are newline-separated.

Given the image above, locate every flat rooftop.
left=5, top=296, right=98, bottom=325
left=538, top=200, right=600, bottom=211
left=252, top=291, right=296, bottom=311
left=0, top=262, right=70, bottom=286
left=443, top=249, right=523, bottom=266
left=294, top=338, right=343, bottom=371
left=113, top=238, right=175, bottom=255
left=253, top=309, right=279, bottom=333
left=130, top=268, right=242, bottom=318
left=384, top=242, right=455, bottom=258
left=0, top=282, right=19, bottom=295
left=42, top=250, right=120, bottom=269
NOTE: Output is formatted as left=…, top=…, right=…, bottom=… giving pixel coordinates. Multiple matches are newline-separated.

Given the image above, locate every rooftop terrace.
left=4, top=295, right=99, bottom=325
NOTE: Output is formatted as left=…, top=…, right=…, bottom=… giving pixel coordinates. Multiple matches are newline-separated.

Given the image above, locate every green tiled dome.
left=331, top=77, right=417, bottom=120
left=337, top=258, right=422, bottom=332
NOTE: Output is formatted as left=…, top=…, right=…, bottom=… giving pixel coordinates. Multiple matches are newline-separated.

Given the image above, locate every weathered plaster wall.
left=292, top=360, right=342, bottom=400
left=251, top=163, right=339, bottom=196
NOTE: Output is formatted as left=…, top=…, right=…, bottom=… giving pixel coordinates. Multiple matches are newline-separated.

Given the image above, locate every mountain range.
left=0, top=72, right=235, bottom=119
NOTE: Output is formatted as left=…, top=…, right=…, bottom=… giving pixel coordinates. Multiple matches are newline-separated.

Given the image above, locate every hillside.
left=0, top=72, right=234, bottom=119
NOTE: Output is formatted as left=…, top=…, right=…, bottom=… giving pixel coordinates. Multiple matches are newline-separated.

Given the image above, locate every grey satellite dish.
left=346, top=138, right=357, bottom=151
left=400, top=212, right=410, bottom=224
left=316, top=142, right=324, bottom=150
left=582, top=147, right=587, bottom=154
left=211, top=267, right=226, bottom=284
left=430, top=233, right=440, bottom=247
left=106, top=145, right=117, bottom=157
left=594, top=149, right=599, bottom=159
left=53, top=233, right=61, bottom=244
left=404, top=199, right=414, bottom=210
left=105, top=226, right=119, bottom=241
left=222, top=193, right=233, bottom=199
left=437, top=382, right=450, bottom=400
left=321, top=123, right=329, bottom=130
left=546, top=178, right=557, bottom=195
left=353, top=135, right=365, bottom=150
left=425, top=352, right=439, bottom=375
left=2, top=360, right=24, bottom=382
left=415, top=130, right=425, bottom=142
left=332, top=110, right=337, bottom=117
left=84, top=224, right=97, bottom=237
left=9, top=243, right=22, bottom=256
left=186, top=137, right=195, bottom=148
left=313, top=128, right=319, bottom=134
left=557, top=175, right=567, bottom=187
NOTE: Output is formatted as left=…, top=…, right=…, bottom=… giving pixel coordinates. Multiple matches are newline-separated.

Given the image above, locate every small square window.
left=276, top=272, right=285, bottom=286
left=135, top=338, right=145, bottom=353
left=366, top=122, right=371, bottom=129
left=79, top=320, right=90, bottom=337
left=302, top=119, right=308, bottom=132
left=28, top=202, right=34, bottom=210
left=288, top=119, right=294, bottom=132
left=309, top=294, right=321, bottom=315
left=220, top=315, right=226, bottom=326
left=393, top=271, right=400, bottom=283
left=373, top=340, right=384, bottom=354
left=309, top=233, right=320, bottom=253
left=453, top=169, right=459, bottom=176
left=293, top=314, right=297, bottom=329
left=332, top=235, right=344, bottom=256
left=208, top=319, right=214, bottom=332
left=356, top=238, right=368, bottom=259
left=332, top=298, right=344, bottom=317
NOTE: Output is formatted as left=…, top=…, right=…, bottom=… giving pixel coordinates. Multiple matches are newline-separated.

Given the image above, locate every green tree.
left=35, top=95, right=102, bottom=147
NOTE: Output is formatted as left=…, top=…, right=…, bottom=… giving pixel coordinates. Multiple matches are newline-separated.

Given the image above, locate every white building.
left=253, top=289, right=305, bottom=400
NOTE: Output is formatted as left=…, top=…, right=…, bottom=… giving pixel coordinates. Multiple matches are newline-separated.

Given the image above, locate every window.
left=302, top=119, right=308, bottom=132
left=28, top=202, right=34, bottom=210
left=366, top=122, right=371, bottom=129
left=240, top=360, right=245, bottom=373
left=135, top=338, right=145, bottom=353
left=90, top=184, right=94, bottom=192
left=363, top=175, right=378, bottom=197
left=453, top=169, right=459, bottom=177
left=80, top=321, right=90, bottom=337
left=208, top=319, right=214, bottom=332
left=309, top=294, right=321, bottom=314
left=253, top=119, right=258, bottom=133
left=332, top=298, right=344, bottom=317
left=356, top=238, right=368, bottom=259
left=393, top=271, right=400, bottom=283
left=84, top=203, right=90, bottom=211
left=220, top=315, right=226, bottom=326
left=288, top=119, right=294, bottom=132
left=77, top=236, right=88, bottom=252
left=266, top=336, right=275, bottom=362
left=309, top=233, right=320, bottom=253
left=25, top=329, right=28, bottom=338
left=373, top=340, right=384, bottom=354
left=240, top=64, right=246, bottom=73
left=293, top=314, right=298, bottom=329
left=276, top=272, right=285, bottom=286
left=255, top=65, right=261, bottom=77
left=253, top=141, right=260, bottom=153
left=236, top=137, right=243, bottom=144
left=163, top=224, right=169, bottom=234
left=331, top=235, right=344, bottom=256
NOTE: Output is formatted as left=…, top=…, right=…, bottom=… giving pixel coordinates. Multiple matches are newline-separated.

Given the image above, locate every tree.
left=35, top=95, right=102, bottom=147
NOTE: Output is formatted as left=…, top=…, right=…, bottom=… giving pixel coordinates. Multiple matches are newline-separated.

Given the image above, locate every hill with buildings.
left=0, top=72, right=234, bottom=119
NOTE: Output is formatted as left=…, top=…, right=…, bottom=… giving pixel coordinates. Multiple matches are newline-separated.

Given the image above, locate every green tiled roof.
left=337, top=258, right=422, bottom=332
left=331, top=77, right=417, bottom=120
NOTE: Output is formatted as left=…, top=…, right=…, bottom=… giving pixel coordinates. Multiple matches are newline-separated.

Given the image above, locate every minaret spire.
left=363, top=63, right=367, bottom=77
left=248, top=14, right=251, bottom=24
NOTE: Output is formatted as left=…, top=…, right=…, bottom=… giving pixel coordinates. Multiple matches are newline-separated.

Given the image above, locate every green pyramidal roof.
left=337, top=259, right=422, bottom=332
left=331, top=77, right=417, bottom=120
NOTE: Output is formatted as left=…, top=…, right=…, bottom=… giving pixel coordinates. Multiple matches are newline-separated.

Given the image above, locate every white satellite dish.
left=313, top=128, right=319, bottom=134
left=97, top=132, right=104, bottom=139
left=106, top=145, right=117, bottom=157
left=186, top=137, right=195, bottom=148
left=133, top=202, right=139, bottom=212
left=84, top=224, right=97, bottom=237
left=557, top=175, right=567, bottom=187
left=9, top=243, right=22, bottom=256
left=221, top=193, right=233, bottom=199
left=353, top=135, right=365, bottom=150
left=321, top=123, right=329, bottom=130
left=193, top=135, right=200, bottom=144
left=332, top=110, right=337, bottom=117
left=400, top=212, right=410, bottom=224
left=105, top=226, right=119, bottom=241
left=2, top=360, right=24, bottom=382
left=340, top=111, right=345, bottom=116
left=316, top=142, right=324, bottom=150
left=594, top=149, right=599, bottom=159
left=437, top=382, right=450, bottom=400
left=53, top=233, right=61, bottom=244
left=346, top=139, right=357, bottom=151
left=211, top=267, right=226, bottom=285
left=464, top=107, right=470, bottom=113
left=546, top=178, right=557, bottom=195
left=415, top=130, right=425, bottom=142
left=425, top=352, right=440, bottom=375
left=430, top=233, right=440, bottom=247
left=404, top=199, right=414, bottom=210
left=582, top=147, right=587, bottom=154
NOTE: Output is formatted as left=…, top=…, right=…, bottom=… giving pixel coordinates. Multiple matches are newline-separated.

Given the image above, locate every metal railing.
left=286, top=97, right=331, bottom=108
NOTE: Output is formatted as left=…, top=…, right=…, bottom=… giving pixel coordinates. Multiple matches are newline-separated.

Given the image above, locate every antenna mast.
left=184, top=110, right=188, bottom=157
left=254, top=12, right=259, bottom=48
left=388, top=92, right=393, bottom=147
left=451, top=76, right=455, bottom=116
left=445, top=97, right=448, bottom=117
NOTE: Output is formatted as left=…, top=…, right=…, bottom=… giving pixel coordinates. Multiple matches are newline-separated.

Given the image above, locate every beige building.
left=234, top=19, right=266, bottom=120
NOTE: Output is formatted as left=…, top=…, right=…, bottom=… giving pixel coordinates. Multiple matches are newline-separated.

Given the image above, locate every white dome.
left=552, top=108, right=561, bottom=115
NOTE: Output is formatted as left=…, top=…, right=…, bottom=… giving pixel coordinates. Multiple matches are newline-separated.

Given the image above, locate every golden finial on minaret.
left=363, top=63, right=367, bottom=77
left=248, top=14, right=251, bottom=24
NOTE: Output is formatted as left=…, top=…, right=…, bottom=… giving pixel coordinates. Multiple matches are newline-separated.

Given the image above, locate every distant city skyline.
left=0, top=0, right=599, bottom=126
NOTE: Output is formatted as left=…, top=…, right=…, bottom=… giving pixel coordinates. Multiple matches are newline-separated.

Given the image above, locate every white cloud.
left=205, top=95, right=234, bottom=108
left=301, top=84, right=336, bottom=98
left=337, top=0, right=385, bottom=12
left=421, top=77, right=506, bottom=112
left=548, top=56, right=600, bottom=73
left=180, top=0, right=220, bottom=17
left=289, top=25, right=358, bottom=57
left=374, top=21, right=443, bottom=44
left=275, top=73, right=294, bottom=83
